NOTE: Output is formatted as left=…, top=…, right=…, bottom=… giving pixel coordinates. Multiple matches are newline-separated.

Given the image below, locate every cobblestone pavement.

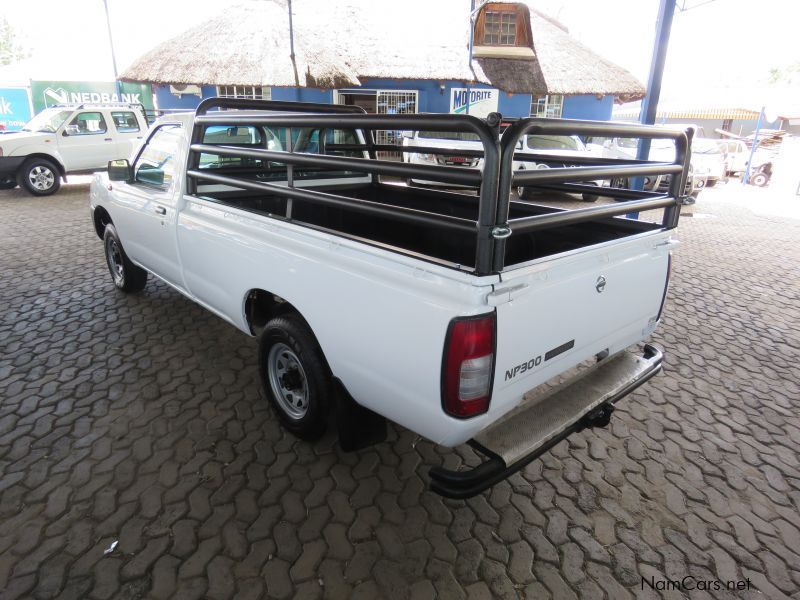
left=1, top=183, right=799, bottom=600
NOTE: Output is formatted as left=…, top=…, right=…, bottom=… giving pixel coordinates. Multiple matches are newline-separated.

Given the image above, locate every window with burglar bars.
left=376, top=90, right=418, bottom=159
left=484, top=11, right=516, bottom=45
left=217, top=85, right=272, bottom=100
left=531, top=94, right=564, bottom=118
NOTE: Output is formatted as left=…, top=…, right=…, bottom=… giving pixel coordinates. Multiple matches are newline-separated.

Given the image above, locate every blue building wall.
left=355, top=78, right=532, bottom=117
left=562, top=95, right=614, bottom=120
left=153, top=81, right=615, bottom=122
left=153, top=80, right=534, bottom=117
left=270, top=87, right=333, bottom=103
left=154, top=84, right=217, bottom=110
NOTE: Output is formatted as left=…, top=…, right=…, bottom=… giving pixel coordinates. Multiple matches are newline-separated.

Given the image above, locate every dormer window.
left=472, top=3, right=534, bottom=59
left=484, top=11, right=516, bottom=45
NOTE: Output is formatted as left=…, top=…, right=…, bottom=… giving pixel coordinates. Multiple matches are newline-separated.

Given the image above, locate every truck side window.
left=133, top=124, right=182, bottom=190
left=111, top=111, right=140, bottom=133
left=66, top=111, right=107, bottom=135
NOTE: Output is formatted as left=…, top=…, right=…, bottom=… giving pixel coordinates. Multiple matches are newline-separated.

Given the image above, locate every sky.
left=2, top=0, right=799, bottom=102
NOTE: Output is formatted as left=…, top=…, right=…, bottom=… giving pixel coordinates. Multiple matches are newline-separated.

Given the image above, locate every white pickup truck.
left=89, top=99, right=690, bottom=497
left=0, top=103, right=148, bottom=195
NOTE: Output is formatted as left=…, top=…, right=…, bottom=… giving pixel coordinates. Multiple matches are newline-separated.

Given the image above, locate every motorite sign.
left=30, top=81, right=154, bottom=113
left=449, top=88, right=499, bottom=118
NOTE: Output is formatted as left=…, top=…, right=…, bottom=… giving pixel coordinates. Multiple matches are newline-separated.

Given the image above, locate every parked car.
left=401, top=129, right=483, bottom=186
left=514, top=134, right=604, bottom=201
left=0, top=103, right=148, bottom=195
left=690, top=138, right=727, bottom=187
left=90, top=98, right=689, bottom=498
left=587, top=135, right=701, bottom=201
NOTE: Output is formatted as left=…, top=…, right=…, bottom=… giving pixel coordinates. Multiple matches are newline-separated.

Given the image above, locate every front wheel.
left=259, top=315, right=333, bottom=440
left=751, top=172, right=769, bottom=187
left=18, top=157, right=61, bottom=196
left=103, top=224, right=148, bottom=292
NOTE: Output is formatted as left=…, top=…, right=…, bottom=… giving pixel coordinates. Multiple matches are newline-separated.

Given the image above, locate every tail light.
left=442, top=313, right=496, bottom=418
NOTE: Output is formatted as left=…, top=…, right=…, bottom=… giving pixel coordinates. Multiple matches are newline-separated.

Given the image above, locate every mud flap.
left=334, top=378, right=387, bottom=452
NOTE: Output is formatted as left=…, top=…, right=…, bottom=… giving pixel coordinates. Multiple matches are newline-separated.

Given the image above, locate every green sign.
left=30, top=80, right=154, bottom=113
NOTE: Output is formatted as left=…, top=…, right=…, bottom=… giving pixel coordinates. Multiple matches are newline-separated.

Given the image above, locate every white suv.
left=0, top=103, right=149, bottom=196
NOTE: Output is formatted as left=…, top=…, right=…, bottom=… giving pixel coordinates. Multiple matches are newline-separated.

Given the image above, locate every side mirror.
left=63, top=124, right=80, bottom=136
left=107, top=159, right=131, bottom=181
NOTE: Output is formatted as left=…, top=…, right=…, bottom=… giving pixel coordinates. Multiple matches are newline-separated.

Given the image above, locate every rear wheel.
left=751, top=172, right=768, bottom=187
left=259, top=315, right=333, bottom=440
left=103, top=224, right=148, bottom=292
left=18, top=157, right=61, bottom=196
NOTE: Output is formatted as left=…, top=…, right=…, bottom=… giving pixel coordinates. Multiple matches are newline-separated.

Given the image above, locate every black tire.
left=0, top=179, right=17, bottom=190
left=705, top=179, right=717, bottom=188
left=17, top=157, right=61, bottom=196
left=751, top=172, right=768, bottom=187
left=103, top=224, right=148, bottom=292
left=259, top=315, right=332, bottom=440
left=581, top=192, right=600, bottom=202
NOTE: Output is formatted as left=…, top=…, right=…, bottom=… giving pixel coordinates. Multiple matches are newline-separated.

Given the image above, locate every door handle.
left=104, top=137, right=113, bottom=141
left=154, top=206, right=166, bottom=215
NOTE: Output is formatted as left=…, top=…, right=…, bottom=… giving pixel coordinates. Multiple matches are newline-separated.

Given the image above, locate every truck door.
left=109, top=109, right=146, bottom=161
left=110, top=123, right=186, bottom=289
left=57, top=110, right=117, bottom=170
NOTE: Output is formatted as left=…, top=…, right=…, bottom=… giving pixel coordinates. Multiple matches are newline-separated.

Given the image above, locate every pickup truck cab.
left=90, top=98, right=691, bottom=497
left=0, top=103, right=148, bottom=195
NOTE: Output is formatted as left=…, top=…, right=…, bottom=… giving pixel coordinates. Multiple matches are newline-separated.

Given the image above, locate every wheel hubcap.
left=267, top=343, right=309, bottom=419
left=106, top=239, right=125, bottom=285
left=28, top=166, right=55, bottom=191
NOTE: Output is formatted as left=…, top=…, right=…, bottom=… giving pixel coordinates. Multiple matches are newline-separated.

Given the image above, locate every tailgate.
left=490, top=231, right=673, bottom=416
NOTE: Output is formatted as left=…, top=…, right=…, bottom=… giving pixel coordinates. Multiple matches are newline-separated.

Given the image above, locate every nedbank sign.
left=30, top=81, right=154, bottom=113
left=449, top=88, right=499, bottom=118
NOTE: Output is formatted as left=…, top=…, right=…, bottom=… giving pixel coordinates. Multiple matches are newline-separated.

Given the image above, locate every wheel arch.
left=243, top=288, right=307, bottom=337
left=92, top=205, right=113, bottom=239
left=19, top=153, right=67, bottom=178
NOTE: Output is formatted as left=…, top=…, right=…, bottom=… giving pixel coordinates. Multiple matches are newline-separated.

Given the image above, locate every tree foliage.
left=0, top=17, right=30, bottom=66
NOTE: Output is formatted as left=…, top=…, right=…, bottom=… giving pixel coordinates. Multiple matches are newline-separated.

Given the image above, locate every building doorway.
left=334, top=89, right=418, bottom=158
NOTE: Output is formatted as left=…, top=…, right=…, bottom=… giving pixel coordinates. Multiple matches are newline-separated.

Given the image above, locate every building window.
left=484, top=11, right=516, bottom=45
left=531, top=94, right=564, bottom=118
left=217, top=85, right=271, bottom=100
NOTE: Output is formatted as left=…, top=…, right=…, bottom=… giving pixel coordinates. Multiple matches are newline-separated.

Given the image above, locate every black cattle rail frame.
left=186, top=97, right=693, bottom=276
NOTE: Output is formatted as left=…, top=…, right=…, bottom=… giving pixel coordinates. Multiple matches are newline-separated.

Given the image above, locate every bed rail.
left=184, top=98, right=693, bottom=276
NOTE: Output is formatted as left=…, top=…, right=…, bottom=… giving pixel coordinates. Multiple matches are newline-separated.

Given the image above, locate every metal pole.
left=630, top=0, right=676, bottom=217
left=742, top=105, right=764, bottom=185
left=102, top=0, right=121, bottom=97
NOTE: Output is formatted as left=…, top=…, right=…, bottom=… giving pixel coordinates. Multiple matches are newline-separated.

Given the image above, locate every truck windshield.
left=418, top=131, right=481, bottom=141
left=693, top=139, right=722, bottom=154
left=525, top=135, right=580, bottom=150
left=22, top=109, right=73, bottom=133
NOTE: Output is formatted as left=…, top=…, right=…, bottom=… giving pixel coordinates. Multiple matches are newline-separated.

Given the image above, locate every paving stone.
left=2, top=186, right=800, bottom=598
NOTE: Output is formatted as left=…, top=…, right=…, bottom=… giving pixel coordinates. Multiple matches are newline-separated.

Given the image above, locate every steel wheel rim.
left=267, top=343, right=309, bottom=419
left=106, top=238, right=125, bottom=285
left=29, top=165, right=55, bottom=191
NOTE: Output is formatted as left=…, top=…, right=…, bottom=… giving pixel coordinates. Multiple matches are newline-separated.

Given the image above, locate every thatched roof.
left=120, top=0, right=644, bottom=99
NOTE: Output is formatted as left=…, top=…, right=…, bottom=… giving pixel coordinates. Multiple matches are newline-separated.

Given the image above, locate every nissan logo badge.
left=596, top=276, right=606, bottom=293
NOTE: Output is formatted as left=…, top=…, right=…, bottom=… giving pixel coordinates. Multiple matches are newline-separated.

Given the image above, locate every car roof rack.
left=49, top=102, right=148, bottom=111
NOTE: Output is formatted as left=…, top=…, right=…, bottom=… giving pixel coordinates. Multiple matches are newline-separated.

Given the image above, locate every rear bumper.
left=429, top=344, right=664, bottom=499
left=0, top=156, right=25, bottom=179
